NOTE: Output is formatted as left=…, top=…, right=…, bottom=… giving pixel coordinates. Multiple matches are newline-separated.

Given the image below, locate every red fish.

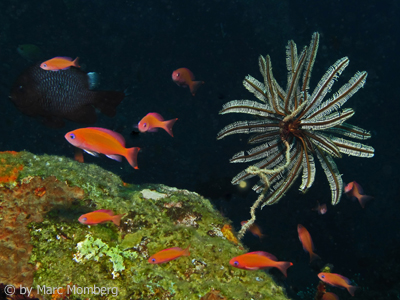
left=318, top=272, right=358, bottom=296
left=172, top=68, right=204, bottom=96
left=78, top=209, right=125, bottom=226
left=148, top=245, right=190, bottom=264
left=312, top=201, right=327, bottom=215
left=65, top=127, right=140, bottom=169
left=229, top=251, right=293, bottom=277
left=322, top=292, right=339, bottom=300
left=240, top=221, right=265, bottom=239
left=138, top=113, right=178, bottom=137
left=40, top=57, right=80, bottom=71
left=297, top=224, right=321, bottom=262
left=344, top=181, right=373, bottom=208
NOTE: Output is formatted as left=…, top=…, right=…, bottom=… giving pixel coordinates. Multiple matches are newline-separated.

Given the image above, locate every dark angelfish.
left=10, top=63, right=125, bottom=127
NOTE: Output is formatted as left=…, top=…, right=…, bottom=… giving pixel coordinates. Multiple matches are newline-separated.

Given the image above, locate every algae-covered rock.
left=0, top=151, right=291, bottom=300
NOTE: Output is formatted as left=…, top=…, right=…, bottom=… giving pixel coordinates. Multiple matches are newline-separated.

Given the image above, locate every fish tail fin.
left=125, top=147, right=140, bottom=169
left=358, top=195, right=373, bottom=208
left=189, top=80, right=204, bottom=96
left=183, top=244, right=190, bottom=256
left=276, top=261, right=293, bottom=277
left=112, top=213, right=126, bottom=226
left=73, top=57, right=80, bottom=68
left=347, top=285, right=358, bottom=296
left=310, top=252, right=321, bottom=263
left=93, top=91, right=125, bottom=117
left=163, top=118, right=178, bottom=137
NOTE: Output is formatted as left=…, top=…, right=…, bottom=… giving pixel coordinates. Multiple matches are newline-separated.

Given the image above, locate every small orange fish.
left=297, top=224, right=321, bottom=262
left=318, top=272, right=358, bottom=296
left=172, top=68, right=204, bottom=96
left=78, top=209, right=125, bottom=226
left=312, top=201, right=327, bottom=215
left=344, top=181, right=373, bottom=208
left=65, top=127, right=140, bottom=169
left=40, top=56, right=80, bottom=71
left=148, top=245, right=190, bottom=264
left=229, top=251, right=293, bottom=277
left=240, top=221, right=265, bottom=239
left=138, top=113, right=178, bottom=137
left=322, top=292, right=339, bottom=300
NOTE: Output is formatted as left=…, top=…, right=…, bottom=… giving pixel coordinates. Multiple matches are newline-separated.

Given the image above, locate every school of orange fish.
left=39, top=56, right=373, bottom=299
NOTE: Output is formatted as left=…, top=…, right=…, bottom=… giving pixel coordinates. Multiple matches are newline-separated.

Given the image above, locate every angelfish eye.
left=70, top=134, right=75, bottom=139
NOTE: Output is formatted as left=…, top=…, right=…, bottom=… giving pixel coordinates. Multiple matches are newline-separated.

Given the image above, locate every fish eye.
left=143, top=123, right=147, bottom=128
left=18, top=85, right=24, bottom=91
left=43, top=63, right=47, bottom=67
left=69, top=134, right=75, bottom=139
left=82, top=217, right=87, bottom=221
left=321, top=275, right=325, bottom=278
left=151, top=258, right=156, bottom=262
left=234, top=261, right=239, bottom=266
left=176, top=73, right=180, bottom=77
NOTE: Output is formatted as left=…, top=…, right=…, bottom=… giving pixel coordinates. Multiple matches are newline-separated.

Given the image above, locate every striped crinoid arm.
left=300, top=108, right=355, bottom=130
left=258, top=143, right=304, bottom=207
left=330, top=136, right=375, bottom=158
left=315, top=146, right=343, bottom=205
left=306, top=70, right=368, bottom=120
left=326, top=123, right=372, bottom=140
left=259, top=55, right=286, bottom=116
left=216, top=120, right=280, bottom=140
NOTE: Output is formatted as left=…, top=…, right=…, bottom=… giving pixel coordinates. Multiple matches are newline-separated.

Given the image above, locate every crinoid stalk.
left=217, top=32, right=374, bottom=238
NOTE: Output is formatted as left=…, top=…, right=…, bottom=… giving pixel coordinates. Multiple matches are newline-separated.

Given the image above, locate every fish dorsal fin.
left=92, top=209, right=114, bottom=215
left=335, top=274, right=352, bottom=285
left=161, top=247, right=182, bottom=252
left=148, top=112, right=164, bottom=121
left=86, top=127, right=126, bottom=147
left=249, top=251, right=277, bottom=261
left=53, top=56, right=73, bottom=61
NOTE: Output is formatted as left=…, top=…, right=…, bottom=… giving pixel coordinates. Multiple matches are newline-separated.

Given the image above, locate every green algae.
left=1, top=151, right=291, bottom=299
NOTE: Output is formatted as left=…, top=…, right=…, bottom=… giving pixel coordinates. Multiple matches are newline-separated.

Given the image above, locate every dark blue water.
left=0, top=0, right=398, bottom=299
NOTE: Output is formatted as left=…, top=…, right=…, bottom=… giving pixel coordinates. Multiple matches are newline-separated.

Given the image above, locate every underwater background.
left=0, top=0, right=398, bottom=299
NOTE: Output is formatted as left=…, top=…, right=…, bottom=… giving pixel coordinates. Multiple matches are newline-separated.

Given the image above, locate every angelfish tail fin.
left=125, top=147, right=140, bottom=169
left=163, top=118, right=178, bottom=137
left=190, top=80, right=204, bottom=96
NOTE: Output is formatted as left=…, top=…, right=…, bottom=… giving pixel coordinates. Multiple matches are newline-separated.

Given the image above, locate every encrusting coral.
left=0, top=151, right=292, bottom=299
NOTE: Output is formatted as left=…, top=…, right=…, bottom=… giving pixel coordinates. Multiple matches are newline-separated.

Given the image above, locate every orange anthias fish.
left=297, top=224, right=321, bottom=262
left=322, top=292, right=339, bottom=300
left=229, top=251, right=293, bottom=277
left=240, top=221, right=265, bottom=239
left=40, top=56, right=80, bottom=71
left=138, top=113, right=178, bottom=137
left=148, top=245, right=190, bottom=264
left=65, top=127, right=140, bottom=169
left=344, top=181, right=373, bottom=208
left=172, top=68, right=204, bottom=96
left=78, top=209, right=126, bottom=226
left=318, top=272, right=358, bottom=296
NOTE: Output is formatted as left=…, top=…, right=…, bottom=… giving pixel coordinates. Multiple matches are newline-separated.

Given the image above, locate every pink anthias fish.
left=318, top=272, right=358, bottom=296
left=322, top=292, right=339, bottom=300
left=344, top=181, right=373, bottom=208
left=40, top=56, right=80, bottom=71
left=78, top=209, right=126, bottom=226
left=137, top=113, right=178, bottom=137
left=312, top=201, right=327, bottom=215
left=148, top=245, right=190, bottom=264
left=172, top=68, right=204, bottom=96
left=297, top=224, right=321, bottom=263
